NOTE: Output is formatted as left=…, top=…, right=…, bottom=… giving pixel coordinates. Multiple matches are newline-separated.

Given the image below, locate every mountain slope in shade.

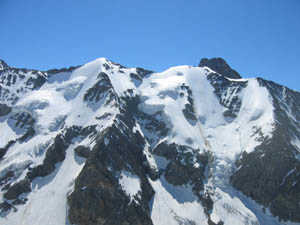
left=0, top=57, right=299, bottom=225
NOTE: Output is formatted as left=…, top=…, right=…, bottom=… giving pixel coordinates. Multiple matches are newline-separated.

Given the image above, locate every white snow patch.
left=210, top=188, right=259, bottom=225
left=186, top=67, right=226, bottom=128
left=104, top=137, right=109, bottom=146
left=119, top=171, right=141, bottom=202
left=138, top=66, right=210, bottom=149
left=291, top=138, right=300, bottom=160
left=150, top=176, right=207, bottom=225
left=0, top=121, right=19, bottom=148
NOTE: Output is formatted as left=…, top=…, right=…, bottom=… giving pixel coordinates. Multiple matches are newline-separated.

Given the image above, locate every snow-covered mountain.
left=0, top=57, right=299, bottom=225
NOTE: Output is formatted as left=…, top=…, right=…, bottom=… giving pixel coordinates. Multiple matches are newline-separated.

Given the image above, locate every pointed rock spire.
left=199, top=57, right=241, bottom=79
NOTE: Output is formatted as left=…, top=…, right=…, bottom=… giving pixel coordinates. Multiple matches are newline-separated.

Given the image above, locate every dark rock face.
left=84, top=72, right=113, bottom=103
left=74, top=145, right=90, bottom=158
left=207, top=72, right=246, bottom=117
left=158, top=143, right=208, bottom=190
left=231, top=78, right=300, bottom=223
left=69, top=89, right=155, bottom=225
left=45, top=65, right=80, bottom=74
left=4, top=178, right=31, bottom=200
left=270, top=168, right=300, bottom=222
left=123, top=94, right=170, bottom=146
left=180, top=84, right=198, bottom=124
left=0, top=140, right=15, bottom=160
left=68, top=116, right=154, bottom=225
left=136, top=67, right=153, bottom=78
left=199, top=58, right=241, bottom=79
left=231, top=128, right=300, bottom=222
left=0, top=171, right=14, bottom=186
left=27, top=134, right=69, bottom=180
left=0, top=103, right=11, bottom=116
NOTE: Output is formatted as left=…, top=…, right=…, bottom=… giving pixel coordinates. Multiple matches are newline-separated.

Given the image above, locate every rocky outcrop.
left=68, top=115, right=154, bottom=225
left=199, top=58, right=241, bottom=79
left=74, top=145, right=90, bottom=158
left=84, top=72, right=115, bottom=105
left=27, top=134, right=69, bottom=180
left=45, top=65, right=80, bottom=74
left=0, top=103, right=11, bottom=116
left=207, top=72, right=246, bottom=119
left=4, top=178, right=31, bottom=200
left=180, top=84, right=198, bottom=124
left=231, top=79, right=300, bottom=223
left=154, top=142, right=208, bottom=190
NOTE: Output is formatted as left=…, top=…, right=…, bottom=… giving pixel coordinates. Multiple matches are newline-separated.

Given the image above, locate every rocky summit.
left=0, top=57, right=299, bottom=225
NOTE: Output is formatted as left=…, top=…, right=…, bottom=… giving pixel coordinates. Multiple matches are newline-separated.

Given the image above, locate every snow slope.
left=138, top=66, right=276, bottom=225
left=4, top=143, right=84, bottom=225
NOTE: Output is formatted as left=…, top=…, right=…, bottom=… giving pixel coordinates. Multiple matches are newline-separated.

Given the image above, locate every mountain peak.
left=1, top=57, right=300, bottom=225
left=199, top=57, right=241, bottom=79
left=0, top=59, right=9, bottom=70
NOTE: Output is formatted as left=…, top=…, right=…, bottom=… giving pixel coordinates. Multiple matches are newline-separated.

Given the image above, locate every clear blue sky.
left=1, top=0, right=300, bottom=91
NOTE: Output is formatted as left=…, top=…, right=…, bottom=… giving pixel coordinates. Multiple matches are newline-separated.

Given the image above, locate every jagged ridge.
left=0, top=57, right=299, bottom=225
